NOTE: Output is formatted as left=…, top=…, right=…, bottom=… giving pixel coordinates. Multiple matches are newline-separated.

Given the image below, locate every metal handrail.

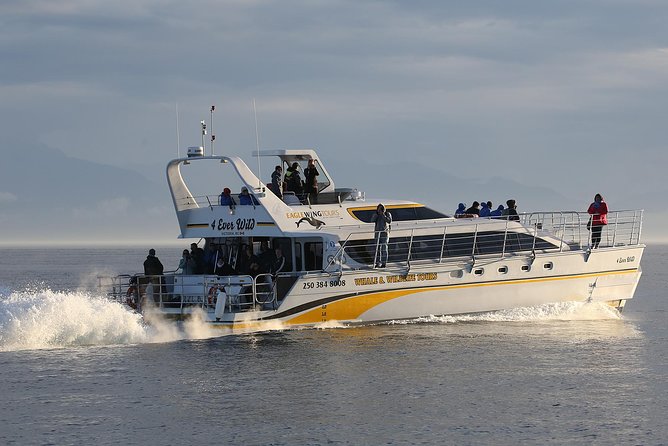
left=324, top=210, right=643, bottom=271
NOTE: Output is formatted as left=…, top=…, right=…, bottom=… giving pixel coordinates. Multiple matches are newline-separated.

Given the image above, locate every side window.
left=304, top=242, right=323, bottom=271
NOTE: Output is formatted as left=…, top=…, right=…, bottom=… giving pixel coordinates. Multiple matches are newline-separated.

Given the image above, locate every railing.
left=97, top=272, right=278, bottom=313
left=326, top=210, right=643, bottom=271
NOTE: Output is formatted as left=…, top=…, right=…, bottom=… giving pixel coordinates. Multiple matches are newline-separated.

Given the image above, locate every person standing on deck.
left=588, top=193, right=608, bottom=249
left=270, top=165, right=283, bottom=199
left=371, top=203, right=392, bottom=268
left=304, top=159, right=320, bottom=204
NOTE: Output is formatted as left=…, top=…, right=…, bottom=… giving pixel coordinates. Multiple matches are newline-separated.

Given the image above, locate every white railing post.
left=439, top=226, right=447, bottom=263
left=407, top=229, right=415, bottom=269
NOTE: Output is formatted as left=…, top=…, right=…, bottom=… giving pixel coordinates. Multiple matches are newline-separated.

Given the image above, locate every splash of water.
left=0, top=288, right=150, bottom=351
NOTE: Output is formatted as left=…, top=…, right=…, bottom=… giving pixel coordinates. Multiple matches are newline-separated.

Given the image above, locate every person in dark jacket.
left=304, top=159, right=320, bottom=204
left=143, top=248, right=165, bottom=299
left=465, top=201, right=481, bottom=216
left=214, top=258, right=237, bottom=276
left=190, top=243, right=205, bottom=274
left=219, top=187, right=236, bottom=207
left=455, top=203, right=466, bottom=217
left=587, top=193, right=608, bottom=249
left=143, top=248, right=164, bottom=276
left=502, top=199, right=520, bottom=221
left=270, top=165, right=283, bottom=199
left=371, top=203, right=392, bottom=268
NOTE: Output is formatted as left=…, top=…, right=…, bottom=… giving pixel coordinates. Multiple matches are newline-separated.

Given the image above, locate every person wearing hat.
left=219, top=187, right=236, bottom=207
left=238, top=186, right=259, bottom=205
left=284, top=162, right=304, bottom=196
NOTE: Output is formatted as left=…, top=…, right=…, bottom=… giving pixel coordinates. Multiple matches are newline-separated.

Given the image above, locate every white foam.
left=0, top=288, right=150, bottom=351
left=388, top=301, right=621, bottom=325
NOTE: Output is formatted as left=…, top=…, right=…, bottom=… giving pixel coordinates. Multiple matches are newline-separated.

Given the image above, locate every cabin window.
left=474, top=268, right=484, bottom=275
left=498, top=266, right=508, bottom=274
left=521, top=265, right=531, bottom=272
left=304, top=242, right=323, bottom=271
left=543, top=262, right=553, bottom=270
left=349, top=206, right=448, bottom=222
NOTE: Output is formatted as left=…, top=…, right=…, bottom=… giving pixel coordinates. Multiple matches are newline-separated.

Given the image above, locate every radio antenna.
left=175, top=102, right=181, bottom=158
left=253, top=98, right=262, bottom=189
left=210, top=105, right=216, bottom=156
left=200, top=119, right=207, bottom=155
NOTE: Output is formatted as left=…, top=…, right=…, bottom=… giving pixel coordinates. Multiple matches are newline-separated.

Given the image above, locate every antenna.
left=253, top=98, right=261, bottom=189
left=210, top=105, right=216, bottom=156
left=175, top=102, right=180, bottom=158
left=200, top=120, right=207, bottom=155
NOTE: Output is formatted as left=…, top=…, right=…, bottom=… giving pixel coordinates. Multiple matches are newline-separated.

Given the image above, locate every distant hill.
left=325, top=158, right=576, bottom=214
left=0, top=140, right=174, bottom=243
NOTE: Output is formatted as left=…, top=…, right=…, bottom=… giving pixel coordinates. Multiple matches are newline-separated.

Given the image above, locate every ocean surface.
left=0, top=245, right=666, bottom=445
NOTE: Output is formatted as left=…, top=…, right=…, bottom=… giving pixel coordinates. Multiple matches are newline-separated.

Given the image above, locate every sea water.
left=0, top=246, right=666, bottom=445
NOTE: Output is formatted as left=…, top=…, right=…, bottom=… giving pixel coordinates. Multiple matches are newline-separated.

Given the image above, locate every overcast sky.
left=1, top=0, right=667, bottom=243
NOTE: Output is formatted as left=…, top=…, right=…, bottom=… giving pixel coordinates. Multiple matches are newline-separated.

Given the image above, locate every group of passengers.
left=219, top=160, right=320, bottom=207
left=455, top=199, right=519, bottom=221
left=219, top=186, right=260, bottom=207
left=173, top=240, right=286, bottom=277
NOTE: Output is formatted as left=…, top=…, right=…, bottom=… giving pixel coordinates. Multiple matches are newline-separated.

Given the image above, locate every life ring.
left=208, top=286, right=218, bottom=305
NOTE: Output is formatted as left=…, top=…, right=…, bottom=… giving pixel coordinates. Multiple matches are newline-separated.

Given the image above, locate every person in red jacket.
left=588, top=193, right=608, bottom=248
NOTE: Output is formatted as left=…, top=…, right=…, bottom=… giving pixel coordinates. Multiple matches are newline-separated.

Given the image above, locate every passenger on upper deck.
left=455, top=203, right=466, bottom=217
left=490, top=204, right=505, bottom=218
left=219, top=188, right=236, bottom=207
left=304, top=159, right=319, bottom=204
left=270, top=165, right=283, bottom=199
left=502, top=199, right=520, bottom=221
left=238, top=187, right=259, bottom=205
left=465, top=201, right=481, bottom=216
left=285, top=162, right=304, bottom=196
left=479, top=202, right=491, bottom=217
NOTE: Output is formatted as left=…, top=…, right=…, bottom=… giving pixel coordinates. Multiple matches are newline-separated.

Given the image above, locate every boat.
left=100, top=144, right=644, bottom=330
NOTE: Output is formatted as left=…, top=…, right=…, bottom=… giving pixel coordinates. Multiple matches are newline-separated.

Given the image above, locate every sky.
left=1, top=0, right=667, bottom=245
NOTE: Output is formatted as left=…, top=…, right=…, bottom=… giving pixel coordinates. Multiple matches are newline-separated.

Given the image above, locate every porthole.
left=474, top=268, right=484, bottom=276
left=498, top=266, right=508, bottom=274
left=543, top=262, right=553, bottom=270
left=521, top=265, right=531, bottom=272
left=450, top=270, right=463, bottom=279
